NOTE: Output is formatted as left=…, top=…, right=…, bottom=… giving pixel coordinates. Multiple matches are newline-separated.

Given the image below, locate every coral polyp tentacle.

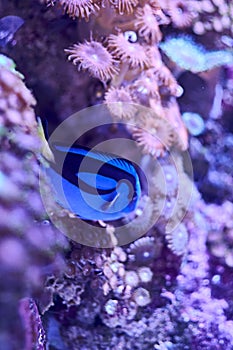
left=134, top=4, right=162, bottom=43
left=110, top=0, right=139, bottom=14
left=168, top=0, right=196, bottom=28
left=59, top=0, right=100, bottom=19
left=104, top=86, right=138, bottom=120
left=65, top=40, right=119, bottom=82
left=108, top=33, right=150, bottom=69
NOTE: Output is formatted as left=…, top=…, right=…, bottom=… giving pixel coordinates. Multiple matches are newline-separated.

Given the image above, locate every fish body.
left=0, top=16, right=24, bottom=47
left=45, top=143, right=142, bottom=221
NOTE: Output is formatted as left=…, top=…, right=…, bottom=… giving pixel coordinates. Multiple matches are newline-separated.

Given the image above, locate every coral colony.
left=0, top=0, right=233, bottom=349
left=159, top=35, right=233, bottom=73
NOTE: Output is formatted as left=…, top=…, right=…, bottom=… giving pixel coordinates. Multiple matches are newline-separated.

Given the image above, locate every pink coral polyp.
left=110, top=0, right=138, bottom=14
left=108, top=33, right=149, bottom=69
left=65, top=41, right=119, bottom=82
left=59, top=0, right=100, bottom=19
left=135, top=4, right=162, bottom=43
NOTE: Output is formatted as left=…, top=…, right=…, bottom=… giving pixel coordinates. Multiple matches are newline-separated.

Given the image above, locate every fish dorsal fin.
left=53, top=144, right=136, bottom=176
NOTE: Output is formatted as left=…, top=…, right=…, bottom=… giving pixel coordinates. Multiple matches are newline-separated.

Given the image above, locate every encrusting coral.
left=0, top=56, right=68, bottom=349
left=190, top=0, right=233, bottom=36
left=19, top=298, right=46, bottom=350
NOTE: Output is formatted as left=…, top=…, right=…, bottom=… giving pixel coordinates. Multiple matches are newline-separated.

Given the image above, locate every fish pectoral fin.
left=101, top=192, right=120, bottom=211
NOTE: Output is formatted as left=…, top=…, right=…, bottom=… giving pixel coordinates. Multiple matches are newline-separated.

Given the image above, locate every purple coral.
left=19, top=298, right=46, bottom=350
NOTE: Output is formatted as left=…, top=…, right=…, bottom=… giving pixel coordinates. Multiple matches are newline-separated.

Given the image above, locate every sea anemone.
left=137, top=266, right=153, bottom=283
left=148, top=99, right=166, bottom=119
left=124, top=270, right=139, bottom=287
left=65, top=40, right=119, bottom=82
left=134, top=4, right=162, bottom=43
left=110, top=0, right=138, bottom=14
left=160, top=36, right=233, bottom=73
left=108, top=33, right=149, bottom=69
left=127, top=235, right=161, bottom=265
left=148, top=0, right=169, bottom=24
left=163, top=164, right=179, bottom=197
left=205, top=201, right=233, bottom=267
left=165, top=172, right=194, bottom=234
left=163, top=100, right=188, bottom=151
left=168, top=0, right=195, bottom=28
left=182, top=112, right=205, bottom=136
left=104, top=87, right=137, bottom=120
left=159, top=36, right=207, bottom=73
left=59, top=0, right=100, bottom=19
left=155, top=65, right=181, bottom=97
left=133, top=287, right=151, bottom=306
left=151, top=162, right=179, bottom=198
left=131, top=115, right=175, bottom=157
left=149, top=154, right=189, bottom=226
left=104, top=299, right=118, bottom=316
left=132, top=127, right=166, bottom=158
left=123, top=196, right=158, bottom=237
left=146, top=46, right=163, bottom=69
left=165, top=222, right=189, bottom=256
left=132, top=69, right=161, bottom=102
left=148, top=0, right=161, bottom=11
left=102, top=298, right=138, bottom=327
left=206, top=50, right=233, bottom=69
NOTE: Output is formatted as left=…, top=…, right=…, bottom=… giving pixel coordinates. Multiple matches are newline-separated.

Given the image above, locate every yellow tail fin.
left=37, top=117, right=55, bottom=163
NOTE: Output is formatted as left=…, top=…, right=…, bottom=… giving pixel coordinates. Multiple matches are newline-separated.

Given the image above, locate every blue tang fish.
left=0, top=16, right=24, bottom=47
left=45, top=143, right=142, bottom=222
